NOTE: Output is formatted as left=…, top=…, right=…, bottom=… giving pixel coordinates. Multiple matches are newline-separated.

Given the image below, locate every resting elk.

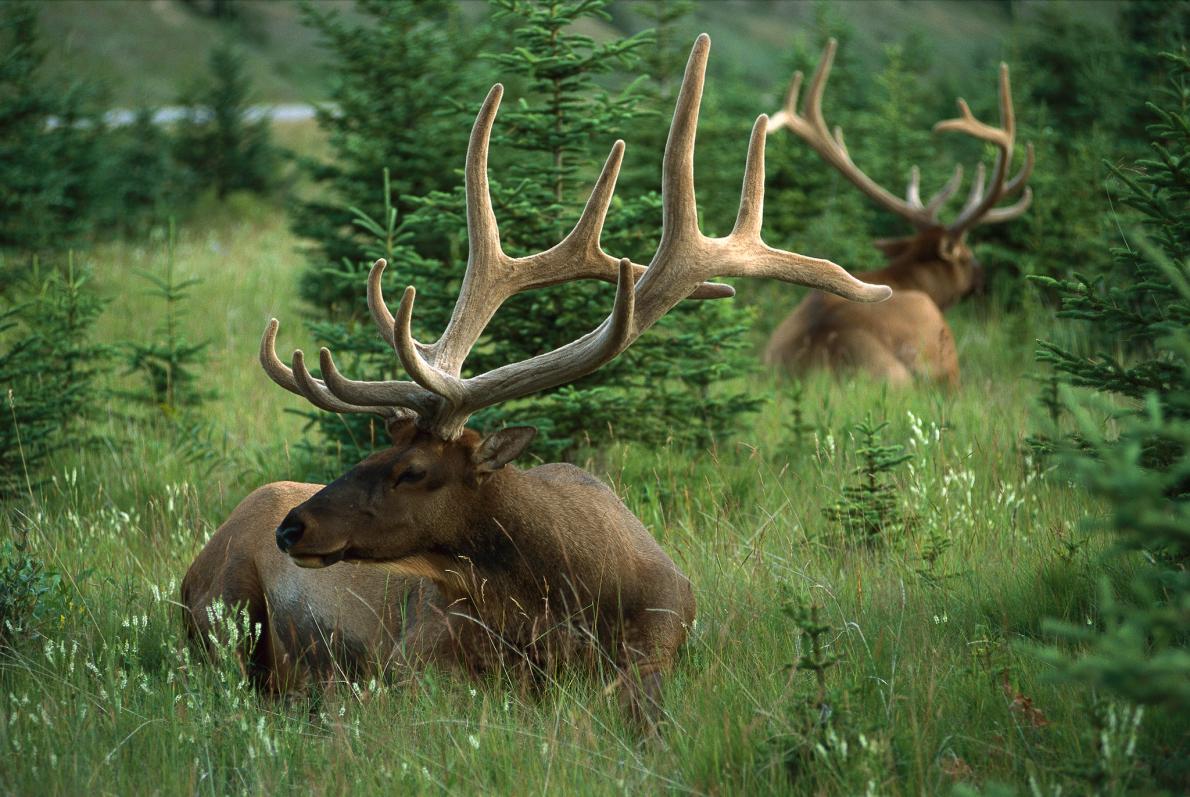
left=763, top=40, right=1034, bottom=387
left=181, top=34, right=890, bottom=723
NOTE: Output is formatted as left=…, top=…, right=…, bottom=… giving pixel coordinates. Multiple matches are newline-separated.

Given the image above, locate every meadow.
left=3, top=0, right=1186, bottom=794
left=1, top=199, right=1164, bottom=794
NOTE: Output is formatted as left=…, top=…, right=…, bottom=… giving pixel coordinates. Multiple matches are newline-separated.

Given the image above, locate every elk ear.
left=874, top=235, right=913, bottom=259
left=473, top=427, right=537, bottom=474
left=384, top=417, right=419, bottom=448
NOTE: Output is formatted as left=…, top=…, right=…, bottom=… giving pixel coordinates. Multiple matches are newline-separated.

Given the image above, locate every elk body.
left=763, top=40, right=1034, bottom=387
left=181, top=34, right=890, bottom=721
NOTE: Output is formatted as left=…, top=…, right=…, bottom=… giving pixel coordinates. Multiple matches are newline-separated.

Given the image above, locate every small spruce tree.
left=1030, top=52, right=1189, bottom=773
left=823, top=415, right=913, bottom=544
left=0, top=256, right=107, bottom=498
left=174, top=41, right=275, bottom=200
left=121, top=226, right=214, bottom=416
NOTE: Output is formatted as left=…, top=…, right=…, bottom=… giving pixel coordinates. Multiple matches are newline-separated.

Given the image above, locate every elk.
left=763, top=40, right=1034, bottom=387
left=181, top=34, right=890, bottom=723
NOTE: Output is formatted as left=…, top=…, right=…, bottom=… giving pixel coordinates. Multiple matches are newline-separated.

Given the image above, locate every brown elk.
left=181, top=34, right=890, bottom=722
left=763, top=40, right=1034, bottom=387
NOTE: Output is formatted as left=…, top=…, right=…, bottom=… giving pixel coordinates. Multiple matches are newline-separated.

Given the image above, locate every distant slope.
left=34, top=0, right=1119, bottom=108
left=35, top=0, right=349, bottom=105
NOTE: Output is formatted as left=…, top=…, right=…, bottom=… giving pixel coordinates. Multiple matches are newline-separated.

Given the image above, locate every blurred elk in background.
left=181, top=34, right=889, bottom=724
left=764, top=39, right=1034, bottom=387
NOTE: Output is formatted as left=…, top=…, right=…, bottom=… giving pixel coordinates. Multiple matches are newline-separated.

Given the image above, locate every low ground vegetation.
left=0, top=210, right=1178, bottom=792
left=1, top=0, right=1186, bottom=793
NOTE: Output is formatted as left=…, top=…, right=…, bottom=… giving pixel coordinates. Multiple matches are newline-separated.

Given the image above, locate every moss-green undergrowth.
left=0, top=205, right=1163, bottom=795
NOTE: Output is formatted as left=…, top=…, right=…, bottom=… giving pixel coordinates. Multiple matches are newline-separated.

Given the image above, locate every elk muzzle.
left=275, top=511, right=305, bottom=552
left=275, top=509, right=347, bottom=568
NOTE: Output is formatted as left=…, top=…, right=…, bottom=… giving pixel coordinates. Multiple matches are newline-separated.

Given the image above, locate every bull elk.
left=763, top=40, right=1034, bottom=386
left=181, top=34, right=890, bottom=723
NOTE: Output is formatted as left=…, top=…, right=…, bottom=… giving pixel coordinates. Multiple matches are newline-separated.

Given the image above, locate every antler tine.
left=659, top=32, right=710, bottom=245
left=291, top=350, right=401, bottom=417
left=769, top=38, right=938, bottom=230
left=366, top=259, right=397, bottom=349
left=466, top=84, right=505, bottom=265
left=957, top=162, right=987, bottom=219
left=259, top=319, right=399, bottom=416
left=393, top=259, right=638, bottom=439
left=925, top=164, right=964, bottom=216
left=315, top=345, right=442, bottom=417
left=907, top=166, right=923, bottom=209
left=936, top=62, right=1033, bottom=234
left=982, top=187, right=1033, bottom=224
left=802, top=38, right=836, bottom=135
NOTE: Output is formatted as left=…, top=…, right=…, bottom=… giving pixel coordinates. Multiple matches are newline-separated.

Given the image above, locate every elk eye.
left=395, top=468, right=426, bottom=487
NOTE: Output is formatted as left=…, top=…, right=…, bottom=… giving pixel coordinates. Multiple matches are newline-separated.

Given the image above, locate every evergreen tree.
left=0, top=257, right=107, bottom=498
left=174, top=41, right=275, bottom=201
left=1032, top=52, right=1189, bottom=750
left=292, top=0, right=486, bottom=318
left=823, top=416, right=912, bottom=545
left=297, top=0, right=763, bottom=468
left=96, top=109, right=191, bottom=236
left=0, top=1, right=104, bottom=252
left=121, top=226, right=214, bottom=416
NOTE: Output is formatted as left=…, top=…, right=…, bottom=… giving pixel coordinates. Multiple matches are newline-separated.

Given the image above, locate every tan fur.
left=181, top=481, right=420, bottom=690
left=765, top=39, right=1033, bottom=387
left=181, top=426, right=694, bottom=721
left=764, top=234, right=966, bottom=388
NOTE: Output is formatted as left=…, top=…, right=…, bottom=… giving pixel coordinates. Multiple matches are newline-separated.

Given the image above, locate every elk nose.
left=276, top=514, right=305, bottom=552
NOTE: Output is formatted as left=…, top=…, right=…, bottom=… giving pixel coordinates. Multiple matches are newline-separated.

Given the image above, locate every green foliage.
left=0, top=536, right=73, bottom=647
left=174, top=41, right=275, bottom=200
left=0, top=257, right=107, bottom=498
left=292, top=0, right=485, bottom=316
left=1030, top=52, right=1189, bottom=773
left=95, top=109, right=192, bottom=237
left=1014, top=2, right=1130, bottom=137
left=765, top=590, right=890, bottom=794
left=823, top=415, right=912, bottom=544
left=0, top=1, right=105, bottom=251
left=120, top=227, right=214, bottom=416
left=1033, top=51, right=1189, bottom=414
left=298, top=0, right=761, bottom=467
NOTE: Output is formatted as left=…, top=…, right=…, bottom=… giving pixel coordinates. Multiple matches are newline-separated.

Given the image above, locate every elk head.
left=261, top=34, right=892, bottom=570
left=769, top=39, right=1034, bottom=309
left=274, top=422, right=536, bottom=568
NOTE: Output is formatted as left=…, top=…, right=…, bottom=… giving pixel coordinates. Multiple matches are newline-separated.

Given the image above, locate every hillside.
left=34, top=0, right=1121, bottom=108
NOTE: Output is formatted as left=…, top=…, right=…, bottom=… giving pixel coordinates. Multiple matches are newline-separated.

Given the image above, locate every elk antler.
left=934, top=63, right=1035, bottom=234
left=770, top=39, right=1034, bottom=235
left=264, top=34, right=890, bottom=440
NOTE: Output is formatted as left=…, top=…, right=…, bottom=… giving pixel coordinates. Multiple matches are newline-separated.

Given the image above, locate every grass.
left=1, top=194, right=1176, bottom=794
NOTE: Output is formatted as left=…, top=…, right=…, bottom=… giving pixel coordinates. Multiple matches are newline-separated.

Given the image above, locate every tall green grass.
left=0, top=202, right=1163, bottom=794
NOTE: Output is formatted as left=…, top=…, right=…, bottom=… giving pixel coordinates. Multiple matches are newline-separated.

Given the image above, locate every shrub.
left=0, top=537, right=74, bottom=647
left=120, top=227, right=213, bottom=416
left=822, top=415, right=912, bottom=545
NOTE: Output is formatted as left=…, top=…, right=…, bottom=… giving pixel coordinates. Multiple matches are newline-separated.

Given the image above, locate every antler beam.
left=263, top=34, right=890, bottom=441
left=770, top=38, right=1035, bottom=235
